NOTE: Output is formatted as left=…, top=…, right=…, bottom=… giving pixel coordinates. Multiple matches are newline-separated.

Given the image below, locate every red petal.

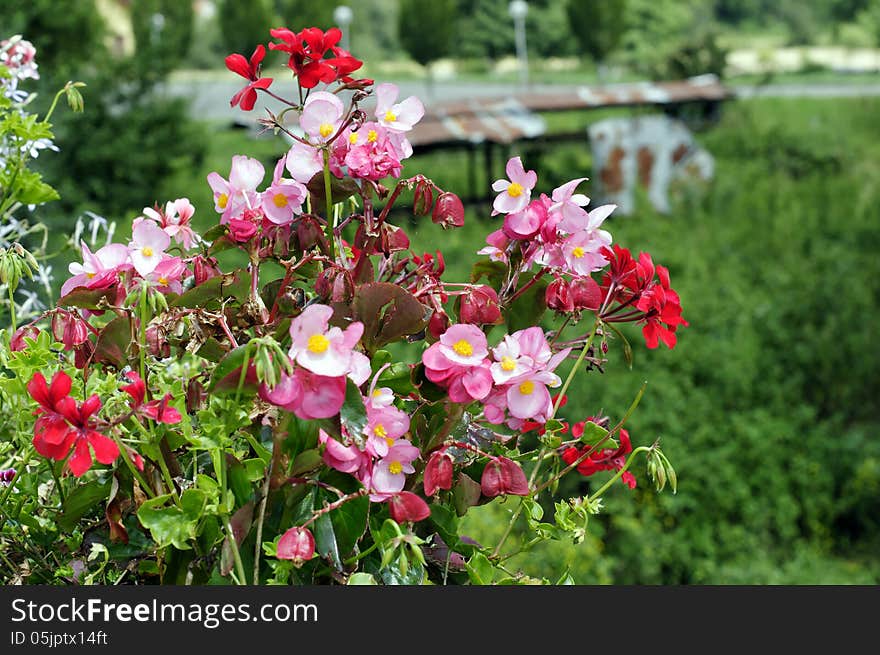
left=239, top=87, right=258, bottom=111
left=48, top=371, right=73, bottom=407
left=67, top=437, right=93, bottom=477
left=27, top=372, right=50, bottom=408
left=80, top=394, right=102, bottom=422
left=88, top=431, right=119, bottom=465
left=388, top=492, right=431, bottom=524
left=249, top=44, right=266, bottom=69
left=224, top=53, right=252, bottom=79
left=277, top=526, right=315, bottom=562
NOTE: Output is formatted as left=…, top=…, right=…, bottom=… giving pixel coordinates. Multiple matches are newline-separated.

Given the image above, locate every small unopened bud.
left=458, top=285, right=502, bottom=325
left=276, top=526, right=315, bottom=566
left=424, top=449, right=454, bottom=496
left=481, top=456, right=529, bottom=497
left=546, top=277, right=574, bottom=312
left=297, top=215, right=325, bottom=251
left=428, top=310, right=450, bottom=340
left=10, top=324, right=39, bottom=351
left=432, top=192, right=465, bottom=228
left=192, top=255, right=221, bottom=286
left=388, top=492, right=431, bottom=524
left=413, top=180, right=434, bottom=216
left=570, top=276, right=602, bottom=310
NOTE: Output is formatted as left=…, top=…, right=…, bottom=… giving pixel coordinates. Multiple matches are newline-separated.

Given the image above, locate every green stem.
left=235, top=343, right=252, bottom=405
left=130, top=417, right=178, bottom=504
left=110, top=432, right=155, bottom=499
left=49, top=461, right=66, bottom=505
left=343, top=540, right=379, bottom=566
left=588, top=446, right=653, bottom=501
left=7, top=284, right=16, bottom=333
left=322, top=149, right=337, bottom=260
left=225, top=517, right=248, bottom=587
left=0, top=447, right=33, bottom=531
left=214, top=449, right=247, bottom=585
left=43, top=87, right=67, bottom=124
left=492, top=318, right=603, bottom=559
left=138, top=284, right=148, bottom=382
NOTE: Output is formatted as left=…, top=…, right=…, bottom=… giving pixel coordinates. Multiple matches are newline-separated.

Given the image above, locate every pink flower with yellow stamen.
left=288, top=304, right=365, bottom=378
left=300, top=91, right=345, bottom=143
left=491, top=156, right=537, bottom=216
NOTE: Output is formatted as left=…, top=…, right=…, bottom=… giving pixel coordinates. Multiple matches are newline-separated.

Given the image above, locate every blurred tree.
left=217, top=0, right=274, bottom=56
left=566, top=0, right=627, bottom=64
left=131, top=0, right=194, bottom=79
left=274, top=0, right=336, bottom=29
left=2, top=0, right=106, bottom=79
left=398, top=0, right=455, bottom=66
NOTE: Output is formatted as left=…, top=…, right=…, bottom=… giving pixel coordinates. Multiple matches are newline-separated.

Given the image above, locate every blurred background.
left=2, top=0, right=879, bottom=583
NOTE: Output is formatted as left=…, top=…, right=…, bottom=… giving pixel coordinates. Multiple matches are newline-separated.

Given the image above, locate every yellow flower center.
left=386, top=437, right=395, bottom=448
left=218, top=193, right=228, bottom=209
left=307, top=334, right=330, bottom=354
left=158, top=276, right=169, bottom=286
left=374, top=424, right=387, bottom=438
left=452, top=339, right=473, bottom=357
left=388, top=461, right=403, bottom=475
left=141, top=246, right=154, bottom=257
left=86, top=272, right=96, bottom=279
left=367, top=130, right=378, bottom=143
left=501, top=356, right=516, bottom=372
left=518, top=380, right=535, bottom=395
left=349, top=133, right=359, bottom=145
left=319, top=123, right=334, bottom=138
left=507, top=182, right=524, bottom=197
left=572, top=246, right=585, bottom=259
left=273, top=193, right=288, bottom=208
left=371, top=388, right=384, bottom=398
left=384, top=110, right=397, bottom=122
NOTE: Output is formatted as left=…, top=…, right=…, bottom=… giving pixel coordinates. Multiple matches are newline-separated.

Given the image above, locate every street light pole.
left=509, top=0, right=529, bottom=88
left=334, top=5, right=353, bottom=52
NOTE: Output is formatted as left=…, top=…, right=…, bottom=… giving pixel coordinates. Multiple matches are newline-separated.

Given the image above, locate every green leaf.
left=470, top=260, right=506, bottom=288
left=347, top=572, right=378, bottom=585
left=329, top=491, right=369, bottom=558
left=58, top=479, right=111, bottom=532
left=171, top=269, right=249, bottom=309
left=291, top=449, right=323, bottom=476
left=93, top=316, right=131, bottom=368
left=58, top=285, right=119, bottom=311
left=352, top=282, right=431, bottom=351
left=452, top=472, right=482, bottom=517
left=314, top=512, right=342, bottom=570
left=14, top=169, right=60, bottom=206
left=466, top=552, right=497, bottom=585
left=137, top=489, right=207, bottom=550
left=242, top=458, right=266, bottom=482
left=577, top=421, right=613, bottom=447
left=208, top=345, right=253, bottom=394
left=429, top=503, right=459, bottom=549
left=227, top=456, right=254, bottom=507
left=339, top=378, right=368, bottom=444
left=505, top=273, right=548, bottom=333
left=377, top=361, right=416, bottom=395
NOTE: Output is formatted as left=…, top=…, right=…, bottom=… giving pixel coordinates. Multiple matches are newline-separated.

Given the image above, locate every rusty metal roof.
left=408, top=75, right=733, bottom=149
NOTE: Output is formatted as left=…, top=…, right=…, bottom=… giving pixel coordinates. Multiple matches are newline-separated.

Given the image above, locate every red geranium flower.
left=225, top=45, right=273, bottom=111
left=561, top=425, right=636, bottom=490
left=28, top=371, right=119, bottom=477
left=269, top=27, right=362, bottom=88
left=121, top=372, right=182, bottom=425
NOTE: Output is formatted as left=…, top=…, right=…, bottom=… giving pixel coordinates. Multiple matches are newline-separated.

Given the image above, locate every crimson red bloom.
left=121, top=372, right=183, bottom=425
left=225, top=45, right=273, bottom=111
left=561, top=425, right=636, bottom=490
left=269, top=27, right=362, bottom=88
left=28, top=371, right=119, bottom=477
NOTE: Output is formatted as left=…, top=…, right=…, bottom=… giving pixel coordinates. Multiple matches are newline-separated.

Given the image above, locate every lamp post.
left=334, top=5, right=353, bottom=52
left=509, top=0, right=529, bottom=88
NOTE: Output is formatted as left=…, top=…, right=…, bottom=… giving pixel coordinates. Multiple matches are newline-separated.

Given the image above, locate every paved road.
left=162, top=77, right=880, bottom=123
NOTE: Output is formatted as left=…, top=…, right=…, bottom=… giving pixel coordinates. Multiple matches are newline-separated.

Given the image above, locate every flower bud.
left=388, top=491, right=431, bottom=524
left=432, top=192, right=465, bottom=228
left=297, top=215, right=325, bottom=251
left=424, top=449, right=454, bottom=496
left=51, top=310, right=89, bottom=350
left=276, top=526, right=315, bottom=565
left=546, top=277, right=574, bottom=312
left=570, top=276, right=602, bottom=310
left=481, top=456, right=529, bottom=497
left=228, top=217, right=258, bottom=243
left=192, top=254, right=221, bottom=287
left=10, top=324, right=39, bottom=351
left=428, top=310, right=450, bottom=340
left=186, top=377, right=206, bottom=413
left=458, top=285, right=503, bottom=325
left=413, top=180, right=434, bottom=216
left=146, top=324, right=170, bottom=358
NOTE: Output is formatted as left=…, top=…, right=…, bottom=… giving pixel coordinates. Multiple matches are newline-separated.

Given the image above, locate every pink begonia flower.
left=207, top=155, right=265, bottom=223
left=142, top=198, right=199, bottom=250
left=344, top=122, right=407, bottom=181
left=365, top=403, right=411, bottom=458
left=374, top=82, right=425, bottom=132
left=365, top=385, right=395, bottom=409
left=259, top=365, right=347, bottom=420
left=491, top=156, right=537, bottom=216
left=506, top=370, right=562, bottom=421
left=284, top=140, right=323, bottom=184
left=477, top=229, right=510, bottom=263
left=583, top=204, right=616, bottom=243
left=447, top=361, right=494, bottom=403
left=129, top=220, right=170, bottom=277
left=288, top=304, right=365, bottom=378
left=437, top=323, right=489, bottom=367
left=262, top=155, right=307, bottom=225
left=62, top=242, right=130, bottom=296
left=300, top=91, right=345, bottom=143
left=550, top=178, right=590, bottom=230
left=319, top=429, right=369, bottom=475
left=561, top=231, right=610, bottom=276
left=503, top=195, right=549, bottom=239
left=147, top=256, right=187, bottom=294
left=490, top=334, right=535, bottom=385
left=370, top=440, right=420, bottom=500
